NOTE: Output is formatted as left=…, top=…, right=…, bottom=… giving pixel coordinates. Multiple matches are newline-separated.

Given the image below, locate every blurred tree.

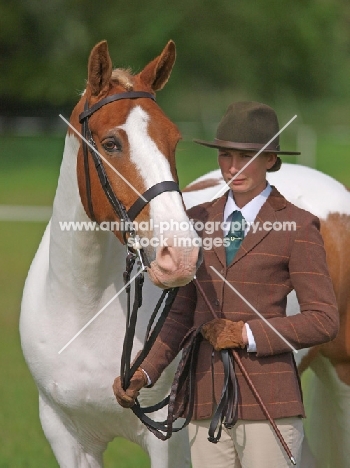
left=0, top=0, right=349, bottom=117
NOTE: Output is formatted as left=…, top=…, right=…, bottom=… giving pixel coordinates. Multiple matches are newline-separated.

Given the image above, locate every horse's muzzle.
left=147, top=243, right=201, bottom=289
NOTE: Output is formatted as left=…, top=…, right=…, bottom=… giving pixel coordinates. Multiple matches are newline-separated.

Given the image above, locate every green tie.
left=225, top=210, right=245, bottom=265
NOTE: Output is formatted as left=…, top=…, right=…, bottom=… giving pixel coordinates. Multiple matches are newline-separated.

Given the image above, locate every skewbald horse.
left=20, top=41, right=200, bottom=467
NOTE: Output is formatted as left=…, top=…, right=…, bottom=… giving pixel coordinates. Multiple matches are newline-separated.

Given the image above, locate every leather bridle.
left=78, top=90, right=181, bottom=268
left=78, top=90, right=188, bottom=438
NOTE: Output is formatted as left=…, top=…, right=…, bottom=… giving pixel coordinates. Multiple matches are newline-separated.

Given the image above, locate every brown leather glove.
left=112, top=368, right=148, bottom=408
left=201, top=318, right=245, bottom=351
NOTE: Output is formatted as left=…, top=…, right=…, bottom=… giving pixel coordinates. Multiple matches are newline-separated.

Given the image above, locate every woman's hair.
left=267, top=155, right=282, bottom=172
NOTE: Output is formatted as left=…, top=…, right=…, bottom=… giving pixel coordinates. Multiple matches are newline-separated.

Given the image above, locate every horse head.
left=69, top=40, right=201, bottom=288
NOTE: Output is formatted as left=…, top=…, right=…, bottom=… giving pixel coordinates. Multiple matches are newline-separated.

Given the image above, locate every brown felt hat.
left=194, top=101, right=300, bottom=156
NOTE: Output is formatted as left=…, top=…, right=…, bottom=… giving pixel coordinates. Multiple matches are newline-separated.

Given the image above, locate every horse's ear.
left=87, top=41, right=113, bottom=97
left=139, top=40, right=176, bottom=91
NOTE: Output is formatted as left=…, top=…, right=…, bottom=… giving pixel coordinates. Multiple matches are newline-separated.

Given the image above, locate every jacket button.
left=214, top=300, right=220, bottom=306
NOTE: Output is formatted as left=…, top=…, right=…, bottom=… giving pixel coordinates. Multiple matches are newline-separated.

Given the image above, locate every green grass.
left=0, top=132, right=349, bottom=466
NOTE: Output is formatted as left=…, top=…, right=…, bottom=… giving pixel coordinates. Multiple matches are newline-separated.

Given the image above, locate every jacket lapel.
left=229, top=200, right=276, bottom=266
left=203, top=186, right=287, bottom=268
left=207, top=195, right=227, bottom=267
left=229, top=186, right=287, bottom=267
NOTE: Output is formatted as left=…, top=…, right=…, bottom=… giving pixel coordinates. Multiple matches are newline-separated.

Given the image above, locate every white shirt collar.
left=223, top=183, right=272, bottom=235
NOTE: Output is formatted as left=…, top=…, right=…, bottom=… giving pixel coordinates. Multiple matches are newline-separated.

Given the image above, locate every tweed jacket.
left=142, top=187, right=339, bottom=421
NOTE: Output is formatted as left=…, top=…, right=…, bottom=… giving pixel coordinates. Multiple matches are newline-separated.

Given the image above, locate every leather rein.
left=78, top=90, right=187, bottom=438
left=79, top=90, right=199, bottom=440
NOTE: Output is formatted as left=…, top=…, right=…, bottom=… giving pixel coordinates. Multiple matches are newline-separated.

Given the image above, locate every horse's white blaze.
left=120, top=106, right=173, bottom=188
left=121, top=106, right=197, bottom=243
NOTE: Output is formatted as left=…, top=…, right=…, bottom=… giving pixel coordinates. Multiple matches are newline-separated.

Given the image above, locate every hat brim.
left=193, top=138, right=300, bottom=156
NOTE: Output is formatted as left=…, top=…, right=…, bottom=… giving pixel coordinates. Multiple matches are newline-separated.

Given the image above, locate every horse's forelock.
left=111, top=68, right=134, bottom=91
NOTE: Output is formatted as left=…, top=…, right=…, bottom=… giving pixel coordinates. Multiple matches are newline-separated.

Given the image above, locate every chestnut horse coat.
left=142, top=187, right=339, bottom=421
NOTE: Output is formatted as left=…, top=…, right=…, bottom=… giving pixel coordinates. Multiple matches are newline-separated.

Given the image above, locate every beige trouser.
left=188, top=418, right=304, bottom=468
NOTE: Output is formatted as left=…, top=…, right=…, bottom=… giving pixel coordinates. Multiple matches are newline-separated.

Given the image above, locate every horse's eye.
left=102, top=138, right=122, bottom=153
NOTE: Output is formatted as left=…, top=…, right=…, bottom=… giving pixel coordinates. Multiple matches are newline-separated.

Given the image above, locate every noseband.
left=78, top=91, right=181, bottom=267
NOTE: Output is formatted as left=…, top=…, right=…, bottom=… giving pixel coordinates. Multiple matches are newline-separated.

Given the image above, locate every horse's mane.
left=111, top=68, right=134, bottom=91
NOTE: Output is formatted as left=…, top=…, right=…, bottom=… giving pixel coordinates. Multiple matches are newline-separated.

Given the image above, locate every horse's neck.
left=48, top=133, right=125, bottom=309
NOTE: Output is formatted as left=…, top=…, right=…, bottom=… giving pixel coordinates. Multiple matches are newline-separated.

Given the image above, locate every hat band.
left=213, top=139, right=280, bottom=151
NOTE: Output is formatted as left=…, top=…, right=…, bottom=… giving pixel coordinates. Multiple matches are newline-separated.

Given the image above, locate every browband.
left=79, top=91, right=156, bottom=122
